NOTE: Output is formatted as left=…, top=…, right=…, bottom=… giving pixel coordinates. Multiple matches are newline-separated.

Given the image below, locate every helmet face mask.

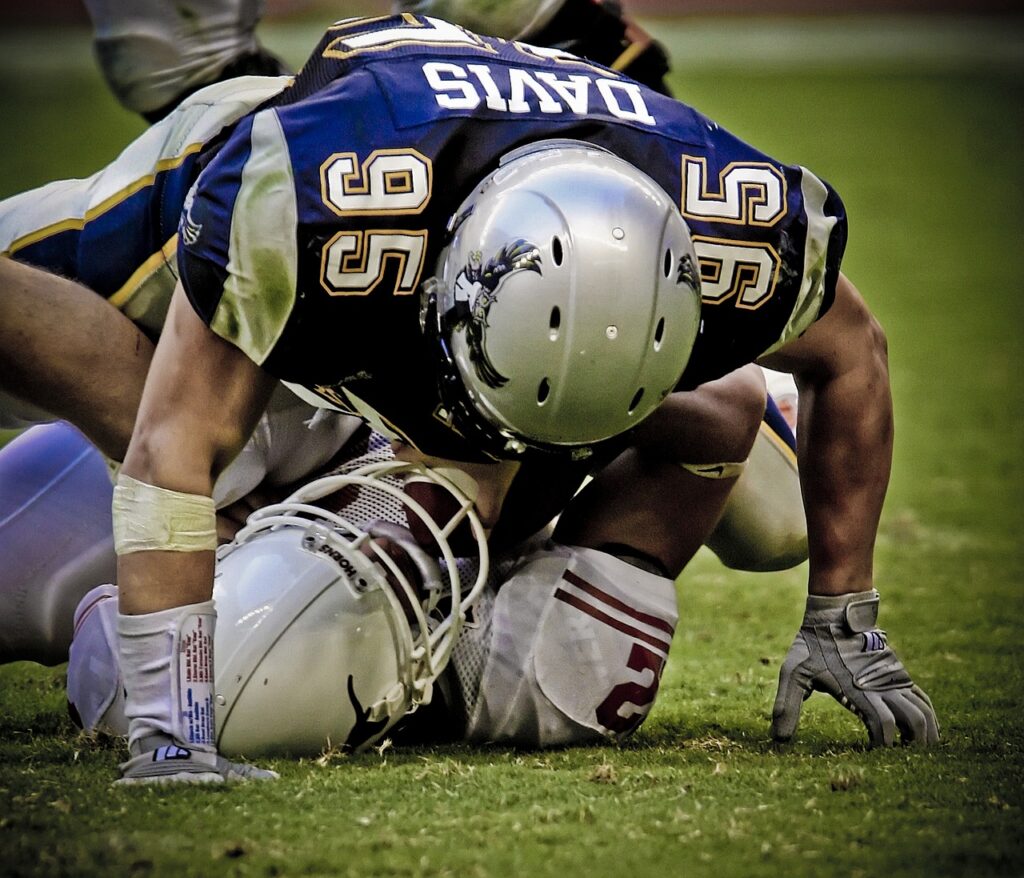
left=426, top=140, right=702, bottom=459
left=212, top=461, right=489, bottom=756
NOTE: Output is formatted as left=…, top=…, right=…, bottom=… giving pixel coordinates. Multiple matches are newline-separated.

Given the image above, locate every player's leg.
left=554, top=365, right=768, bottom=578
left=0, top=258, right=153, bottom=462
left=0, top=424, right=117, bottom=666
left=83, top=0, right=288, bottom=121
left=0, top=76, right=290, bottom=460
left=433, top=541, right=677, bottom=746
left=704, top=392, right=808, bottom=572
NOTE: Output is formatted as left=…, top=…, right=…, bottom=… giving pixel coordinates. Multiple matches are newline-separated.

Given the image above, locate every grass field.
left=1, top=13, right=1022, bottom=878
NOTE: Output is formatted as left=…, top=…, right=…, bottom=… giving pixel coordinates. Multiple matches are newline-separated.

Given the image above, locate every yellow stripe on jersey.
left=2, top=146, right=205, bottom=258
left=758, top=418, right=798, bottom=469
left=108, top=235, right=179, bottom=309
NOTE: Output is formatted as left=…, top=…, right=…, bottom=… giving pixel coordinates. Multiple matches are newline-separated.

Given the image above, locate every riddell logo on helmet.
left=317, top=543, right=358, bottom=580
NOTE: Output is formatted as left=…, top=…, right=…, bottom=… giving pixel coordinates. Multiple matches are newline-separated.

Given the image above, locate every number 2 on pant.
left=595, top=642, right=667, bottom=735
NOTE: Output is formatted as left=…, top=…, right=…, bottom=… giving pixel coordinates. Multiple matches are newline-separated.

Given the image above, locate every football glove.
left=770, top=589, right=939, bottom=747
left=114, top=734, right=279, bottom=786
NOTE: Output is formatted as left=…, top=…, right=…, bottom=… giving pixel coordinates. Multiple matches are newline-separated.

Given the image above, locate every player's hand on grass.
left=770, top=589, right=939, bottom=747
left=115, top=735, right=279, bottom=786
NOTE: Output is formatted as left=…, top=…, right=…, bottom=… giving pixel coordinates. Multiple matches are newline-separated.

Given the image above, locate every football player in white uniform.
left=60, top=426, right=657, bottom=754
left=64, top=408, right=800, bottom=756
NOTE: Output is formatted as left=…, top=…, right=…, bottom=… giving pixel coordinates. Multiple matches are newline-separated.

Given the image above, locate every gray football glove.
left=114, top=734, right=279, bottom=786
left=770, top=589, right=939, bottom=747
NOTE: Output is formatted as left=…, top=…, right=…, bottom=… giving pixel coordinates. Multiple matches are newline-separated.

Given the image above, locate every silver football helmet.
left=212, top=460, right=489, bottom=756
left=425, top=139, right=701, bottom=458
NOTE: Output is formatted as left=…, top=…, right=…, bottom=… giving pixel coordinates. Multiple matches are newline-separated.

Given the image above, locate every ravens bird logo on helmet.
left=450, top=239, right=542, bottom=389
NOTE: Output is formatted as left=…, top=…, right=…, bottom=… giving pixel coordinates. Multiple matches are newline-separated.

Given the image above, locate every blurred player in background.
left=83, top=0, right=673, bottom=124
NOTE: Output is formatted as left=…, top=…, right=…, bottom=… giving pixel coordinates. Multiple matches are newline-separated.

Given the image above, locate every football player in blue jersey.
left=0, top=14, right=937, bottom=783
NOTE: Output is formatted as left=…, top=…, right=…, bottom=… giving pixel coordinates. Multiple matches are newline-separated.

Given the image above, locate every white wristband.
left=112, top=474, right=217, bottom=554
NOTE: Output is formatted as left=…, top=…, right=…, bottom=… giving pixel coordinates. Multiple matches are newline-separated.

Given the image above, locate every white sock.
left=117, top=600, right=217, bottom=755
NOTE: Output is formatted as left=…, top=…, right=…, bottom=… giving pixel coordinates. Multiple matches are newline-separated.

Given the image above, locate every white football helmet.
left=425, top=140, right=701, bottom=459
left=212, top=460, right=489, bottom=756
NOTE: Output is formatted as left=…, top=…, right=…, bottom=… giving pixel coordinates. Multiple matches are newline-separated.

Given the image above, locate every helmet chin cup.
left=432, top=139, right=701, bottom=458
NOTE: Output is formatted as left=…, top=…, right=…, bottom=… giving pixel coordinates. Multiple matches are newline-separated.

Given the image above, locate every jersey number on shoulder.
left=319, top=149, right=432, bottom=296
left=322, top=14, right=487, bottom=60
left=681, top=155, right=786, bottom=311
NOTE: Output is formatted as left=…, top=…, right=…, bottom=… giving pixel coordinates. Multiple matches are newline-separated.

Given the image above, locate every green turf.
left=1, top=15, right=1022, bottom=878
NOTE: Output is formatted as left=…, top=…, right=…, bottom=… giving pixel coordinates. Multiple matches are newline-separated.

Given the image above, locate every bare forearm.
left=762, top=273, right=894, bottom=596
left=115, top=284, right=275, bottom=614
left=117, top=431, right=221, bottom=614
left=796, top=345, right=892, bottom=594
left=117, top=549, right=216, bottom=614
left=0, top=256, right=153, bottom=460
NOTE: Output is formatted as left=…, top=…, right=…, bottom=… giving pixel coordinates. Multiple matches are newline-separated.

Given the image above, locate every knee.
left=717, top=364, right=769, bottom=464
left=632, top=364, right=767, bottom=465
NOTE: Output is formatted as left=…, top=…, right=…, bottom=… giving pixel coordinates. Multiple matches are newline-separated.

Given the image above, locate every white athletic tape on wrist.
left=679, top=460, right=746, bottom=480
left=112, top=474, right=217, bottom=555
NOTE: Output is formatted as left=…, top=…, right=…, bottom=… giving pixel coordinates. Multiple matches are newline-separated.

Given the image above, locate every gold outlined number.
left=319, top=150, right=432, bottom=296
left=681, top=155, right=786, bottom=309
left=692, top=237, right=781, bottom=311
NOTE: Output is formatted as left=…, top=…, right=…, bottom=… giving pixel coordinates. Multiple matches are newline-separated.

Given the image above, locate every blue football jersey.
left=174, top=14, right=846, bottom=461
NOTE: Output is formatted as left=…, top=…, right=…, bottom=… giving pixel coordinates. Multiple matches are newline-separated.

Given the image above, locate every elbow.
left=866, top=311, right=890, bottom=380
left=121, top=415, right=221, bottom=495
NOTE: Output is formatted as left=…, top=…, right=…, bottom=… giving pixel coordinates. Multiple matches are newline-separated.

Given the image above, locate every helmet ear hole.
left=538, top=377, right=551, bottom=404
left=549, top=306, right=561, bottom=339
left=552, top=236, right=564, bottom=266
left=628, top=387, right=645, bottom=414
left=663, top=248, right=673, bottom=278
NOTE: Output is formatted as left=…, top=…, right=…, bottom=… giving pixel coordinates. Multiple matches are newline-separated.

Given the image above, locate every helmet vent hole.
left=538, top=378, right=551, bottom=405
left=654, top=316, right=666, bottom=350
left=629, top=388, right=645, bottom=414
left=552, top=236, right=564, bottom=266
left=663, top=248, right=673, bottom=278
left=549, top=306, right=561, bottom=339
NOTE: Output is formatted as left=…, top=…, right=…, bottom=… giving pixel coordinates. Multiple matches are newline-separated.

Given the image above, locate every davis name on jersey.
left=172, top=14, right=845, bottom=459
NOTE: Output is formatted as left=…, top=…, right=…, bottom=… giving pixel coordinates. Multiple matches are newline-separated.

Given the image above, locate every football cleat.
left=395, top=0, right=673, bottom=94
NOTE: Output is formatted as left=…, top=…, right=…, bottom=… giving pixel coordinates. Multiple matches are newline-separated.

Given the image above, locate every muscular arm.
left=760, top=273, right=892, bottom=596
left=117, top=283, right=275, bottom=614
left=0, top=256, right=153, bottom=460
